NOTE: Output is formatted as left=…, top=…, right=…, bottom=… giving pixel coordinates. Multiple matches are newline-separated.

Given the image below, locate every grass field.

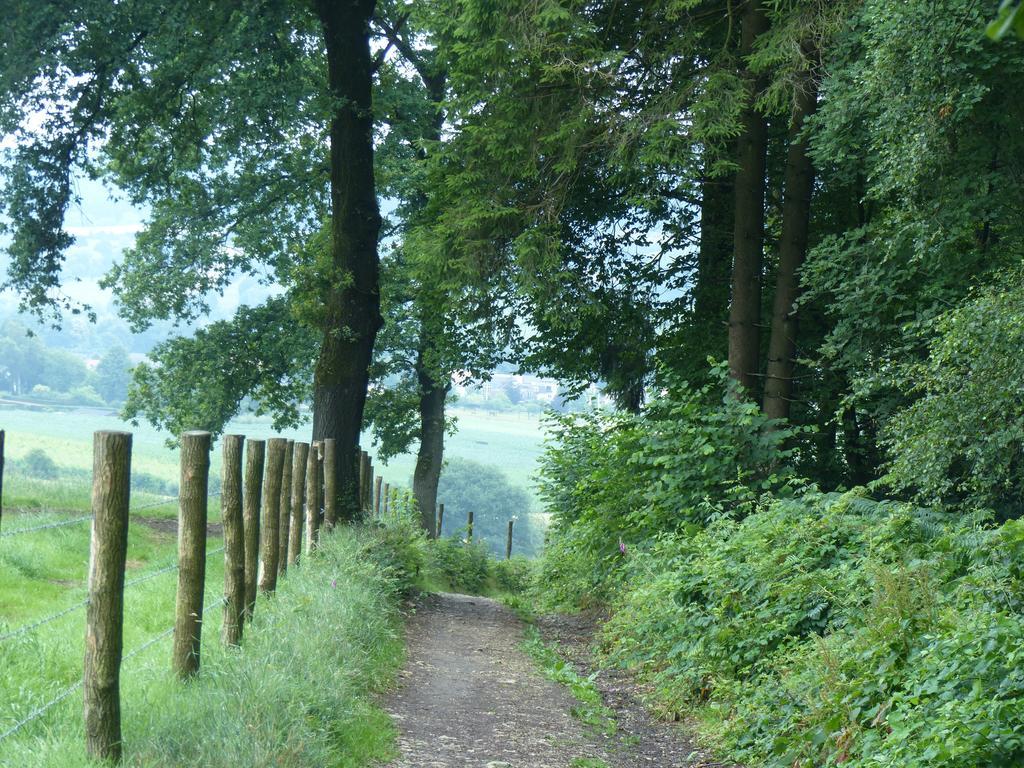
left=0, top=529, right=405, bottom=767
left=0, top=404, right=548, bottom=515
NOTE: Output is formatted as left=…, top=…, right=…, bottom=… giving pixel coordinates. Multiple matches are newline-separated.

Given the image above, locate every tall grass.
left=0, top=527, right=407, bottom=767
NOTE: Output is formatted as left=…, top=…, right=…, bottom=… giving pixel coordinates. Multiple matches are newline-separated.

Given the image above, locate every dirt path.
left=384, top=593, right=723, bottom=768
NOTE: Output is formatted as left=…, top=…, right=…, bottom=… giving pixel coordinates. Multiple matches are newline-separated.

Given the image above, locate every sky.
left=0, top=176, right=279, bottom=355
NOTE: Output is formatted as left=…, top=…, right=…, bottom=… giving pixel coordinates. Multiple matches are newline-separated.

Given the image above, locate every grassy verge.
left=521, top=625, right=616, bottom=737
left=0, top=526, right=411, bottom=767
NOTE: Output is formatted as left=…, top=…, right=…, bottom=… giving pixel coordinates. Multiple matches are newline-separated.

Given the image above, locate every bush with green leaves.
left=535, top=368, right=801, bottom=608
left=425, top=537, right=491, bottom=594
left=20, top=448, right=59, bottom=480
left=883, top=276, right=1024, bottom=518
left=594, top=489, right=1024, bottom=768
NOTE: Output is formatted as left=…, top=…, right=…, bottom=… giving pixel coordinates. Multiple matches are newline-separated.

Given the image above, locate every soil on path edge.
left=383, top=592, right=725, bottom=768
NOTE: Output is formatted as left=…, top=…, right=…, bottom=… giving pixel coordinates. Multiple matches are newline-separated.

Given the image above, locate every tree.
left=2, top=0, right=384, bottom=518
left=436, top=457, right=540, bottom=556
left=94, top=346, right=132, bottom=404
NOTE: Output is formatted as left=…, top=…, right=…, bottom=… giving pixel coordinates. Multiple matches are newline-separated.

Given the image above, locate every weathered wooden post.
left=467, top=509, right=474, bottom=543
left=172, top=430, right=211, bottom=679
left=357, top=449, right=367, bottom=517
left=220, top=435, right=245, bottom=647
left=506, top=519, right=514, bottom=560
left=374, top=475, right=383, bottom=519
left=362, top=451, right=372, bottom=513
left=365, top=456, right=374, bottom=513
left=437, top=503, right=444, bottom=538
left=278, top=440, right=293, bottom=576
left=259, top=438, right=286, bottom=595
left=382, top=482, right=390, bottom=519
left=242, top=439, right=264, bottom=622
left=304, top=442, right=321, bottom=554
left=323, top=438, right=337, bottom=530
left=84, top=430, right=132, bottom=762
left=288, top=442, right=309, bottom=567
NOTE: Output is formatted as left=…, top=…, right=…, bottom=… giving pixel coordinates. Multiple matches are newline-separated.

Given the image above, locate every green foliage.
left=123, top=298, right=317, bottom=443
left=535, top=368, right=801, bottom=607
left=882, top=277, right=1024, bottom=516
left=564, top=488, right=1024, bottom=768
left=437, top=456, right=540, bottom=557
left=20, top=449, right=58, bottom=481
left=0, top=320, right=88, bottom=395
left=94, top=345, right=132, bottom=404
left=426, top=537, right=491, bottom=594
left=988, top=0, right=1024, bottom=38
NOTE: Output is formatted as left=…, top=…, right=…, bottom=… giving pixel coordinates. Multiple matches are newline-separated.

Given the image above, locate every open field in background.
left=0, top=403, right=548, bottom=629
left=0, top=404, right=548, bottom=514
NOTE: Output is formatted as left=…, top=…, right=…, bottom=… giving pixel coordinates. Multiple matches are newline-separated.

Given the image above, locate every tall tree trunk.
left=692, top=170, right=734, bottom=363
left=763, top=70, right=819, bottom=420
left=312, top=0, right=383, bottom=522
left=408, top=68, right=451, bottom=536
left=727, top=0, right=770, bottom=395
left=412, top=349, right=448, bottom=538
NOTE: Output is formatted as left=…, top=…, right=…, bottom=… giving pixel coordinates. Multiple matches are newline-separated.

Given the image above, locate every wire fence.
left=0, top=431, right=371, bottom=759
left=0, top=515, right=92, bottom=538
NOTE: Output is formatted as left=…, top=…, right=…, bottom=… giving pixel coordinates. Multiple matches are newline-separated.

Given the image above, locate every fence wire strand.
left=0, top=515, right=91, bottom=538
left=0, top=679, right=81, bottom=743
left=0, top=599, right=89, bottom=643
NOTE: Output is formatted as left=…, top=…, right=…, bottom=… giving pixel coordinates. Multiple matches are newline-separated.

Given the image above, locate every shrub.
left=491, top=556, right=534, bottom=594
left=426, top=538, right=490, bottom=594
left=594, top=489, right=1024, bottom=768
left=21, top=449, right=59, bottom=480
left=536, top=366, right=801, bottom=606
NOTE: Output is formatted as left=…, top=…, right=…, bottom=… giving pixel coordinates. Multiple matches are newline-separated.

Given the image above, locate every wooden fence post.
left=361, top=451, right=372, bottom=513
left=506, top=519, right=514, bottom=560
left=289, top=442, right=308, bottom=567
left=278, top=440, right=294, bottom=576
left=323, top=439, right=337, bottom=531
left=220, top=435, right=245, bottom=647
left=172, top=430, right=211, bottom=679
left=305, top=442, right=321, bottom=554
left=374, top=475, right=382, bottom=519
left=437, top=503, right=444, bottom=537
left=242, top=439, right=264, bottom=622
left=365, top=456, right=373, bottom=513
left=357, top=449, right=366, bottom=517
left=84, top=430, right=132, bottom=762
left=467, top=509, right=474, bottom=543
left=382, top=482, right=390, bottom=519
left=259, top=438, right=286, bottom=595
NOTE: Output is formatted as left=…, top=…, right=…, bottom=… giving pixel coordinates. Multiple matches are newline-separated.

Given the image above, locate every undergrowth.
left=533, top=373, right=1024, bottom=768
left=0, top=525, right=416, bottom=767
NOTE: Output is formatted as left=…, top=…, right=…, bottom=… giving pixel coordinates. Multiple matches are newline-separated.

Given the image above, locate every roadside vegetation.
left=0, top=526, right=417, bottom=768
left=529, top=375, right=1024, bottom=768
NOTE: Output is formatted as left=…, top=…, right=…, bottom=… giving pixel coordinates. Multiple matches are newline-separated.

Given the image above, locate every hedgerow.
left=535, top=376, right=1024, bottom=767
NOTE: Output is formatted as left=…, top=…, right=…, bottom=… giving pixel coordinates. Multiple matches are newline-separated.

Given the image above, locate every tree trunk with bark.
left=311, top=0, right=383, bottom=523
left=412, top=349, right=449, bottom=538
left=691, top=171, right=734, bottom=364
left=763, top=69, right=819, bottom=421
left=727, top=0, right=770, bottom=395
